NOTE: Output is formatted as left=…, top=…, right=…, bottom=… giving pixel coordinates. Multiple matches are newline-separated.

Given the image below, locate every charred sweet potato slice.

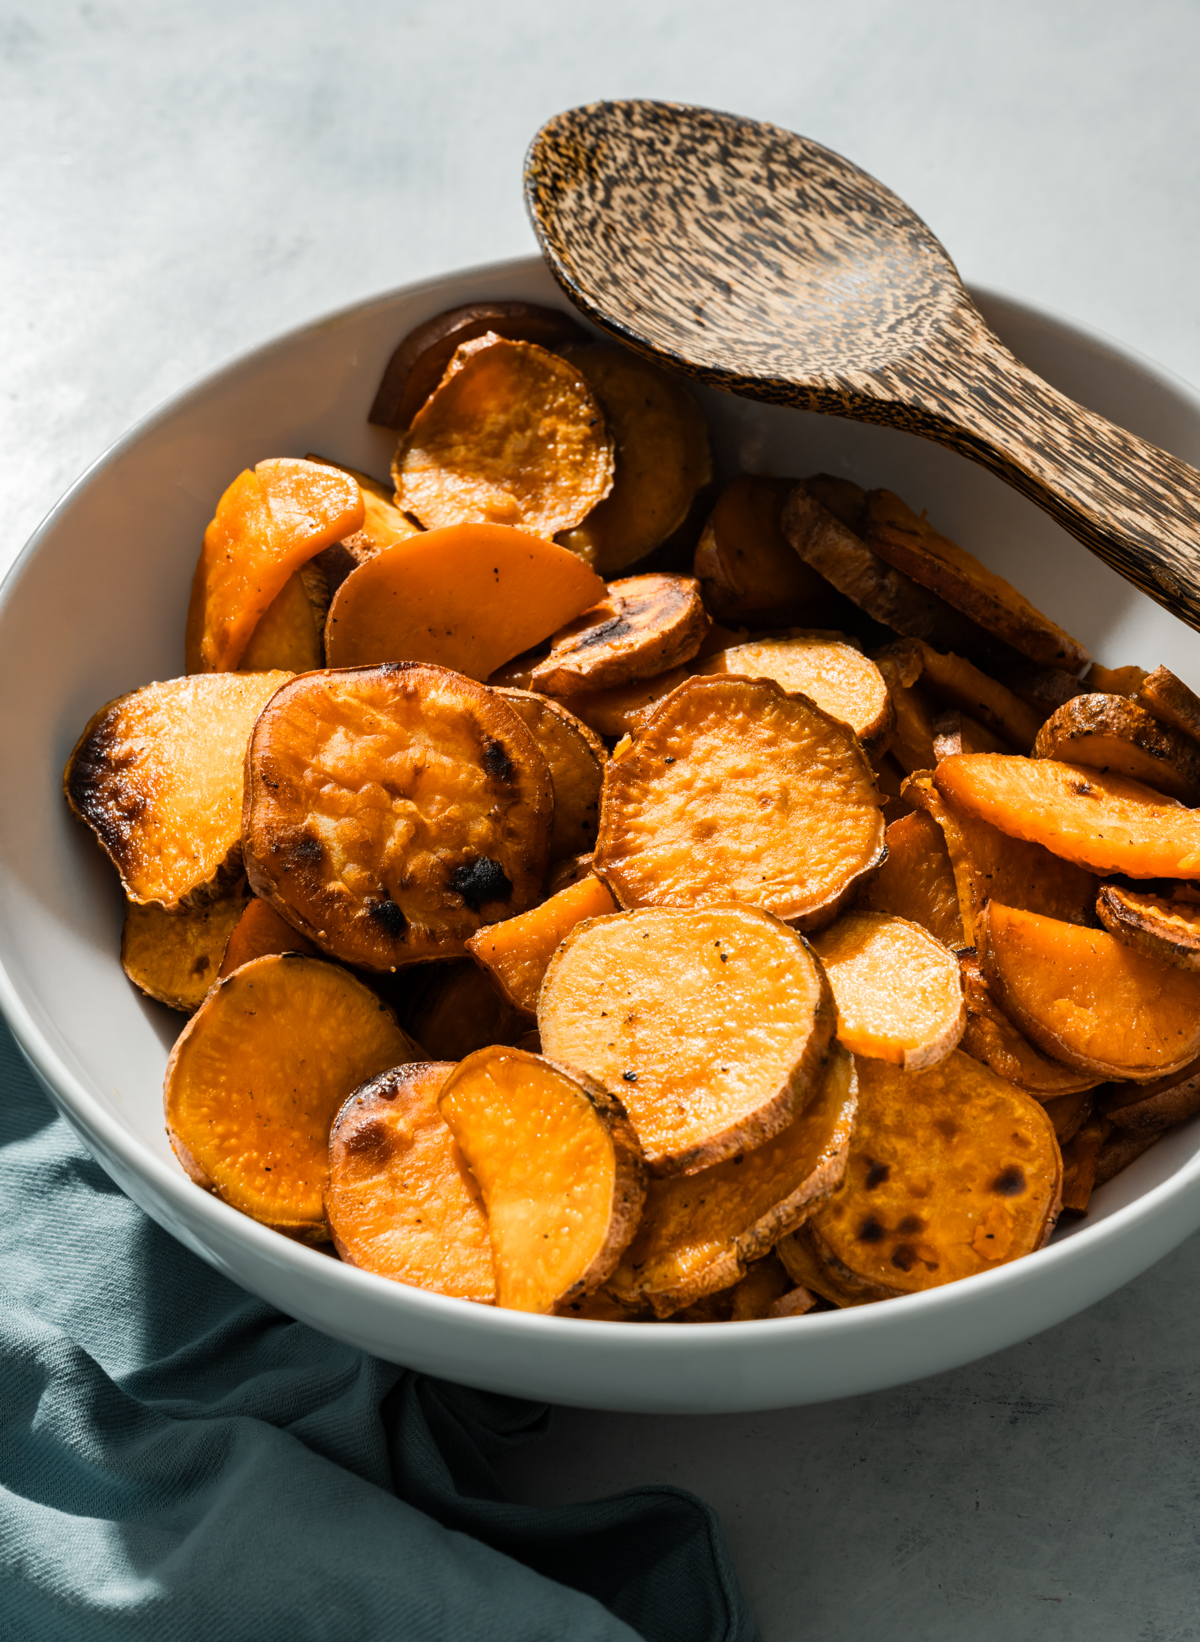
left=185, top=459, right=363, bottom=673
left=934, top=754, right=1200, bottom=879
left=393, top=958, right=529, bottom=1060
left=606, top=1046, right=856, bottom=1316
left=65, top=671, right=291, bottom=910
left=915, top=643, right=1040, bottom=752
left=325, top=1061, right=496, bottom=1302
left=978, top=902, right=1200, bottom=1079
left=777, top=1222, right=904, bottom=1308
left=862, top=490, right=1089, bottom=671
left=323, top=522, right=605, bottom=678
left=467, top=873, right=618, bottom=1017
left=217, top=896, right=317, bottom=978
left=856, top=810, right=965, bottom=949
left=810, top=912, right=965, bottom=1069
left=1136, top=665, right=1200, bottom=746
left=492, top=689, right=606, bottom=861
left=807, top=1050, right=1062, bottom=1292
left=1060, top=1116, right=1110, bottom=1214
left=164, top=953, right=418, bottom=1238
left=121, top=887, right=248, bottom=1013
left=932, top=708, right=1008, bottom=760
left=957, top=951, right=1101, bottom=1098
left=1033, top=694, right=1200, bottom=803
left=594, top=674, right=886, bottom=931
left=695, top=633, right=894, bottom=758
left=369, top=301, right=588, bottom=430
left=392, top=334, right=614, bottom=537
left=539, top=903, right=835, bottom=1175
left=1096, top=884, right=1200, bottom=970
left=1103, top=1054, right=1200, bottom=1134
left=1042, top=1088, right=1096, bottom=1144
left=243, top=664, right=551, bottom=970
left=1095, top=1127, right=1162, bottom=1186
left=692, top=475, right=842, bottom=626
left=554, top=344, right=711, bottom=573
left=531, top=574, right=710, bottom=696
left=438, top=1047, right=646, bottom=1313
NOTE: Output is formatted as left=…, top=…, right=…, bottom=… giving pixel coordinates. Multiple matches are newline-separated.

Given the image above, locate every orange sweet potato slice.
left=1096, top=883, right=1200, bottom=970
left=325, top=1061, right=496, bottom=1302
left=692, top=475, right=842, bottom=626
left=323, top=522, right=606, bottom=678
left=393, top=958, right=529, bottom=1061
left=694, top=632, right=894, bottom=758
left=538, top=903, right=835, bottom=1175
left=806, top=1049, right=1062, bottom=1292
left=777, top=1222, right=903, bottom=1308
left=1136, top=665, right=1200, bottom=746
left=306, top=454, right=421, bottom=592
left=392, top=334, right=614, bottom=536
left=1095, top=1127, right=1161, bottom=1186
left=554, top=344, right=711, bottom=573
left=1103, top=1053, right=1200, bottom=1133
left=492, top=689, right=606, bottom=860
left=164, top=953, right=418, bottom=1239
left=978, top=902, right=1200, bottom=1079
left=530, top=574, right=710, bottom=695
left=467, top=873, right=618, bottom=1017
left=934, top=754, right=1200, bottom=878
left=810, top=912, right=965, bottom=1069
left=915, top=643, right=1040, bottom=752
left=368, top=301, right=588, bottom=430
left=862, top=490, right=1089, bottom=671
left=238, top=565, right=327, bottom=674
left=1033, top=693, right=1200, bottom=803
left=553, top=666, right=693, bottom=739
left=438, top=1047, right=646, bottom=1313
left=185, top=458, right=363, bottom=673
left=217, top=896, right=317, bottom=978
left=605, top=1045, right=855, bottom=1316
left=1042, top=1087, right=1096, bottom=1144
left=872, top=643, right=939, bottom=773
left=957, top=950, right=1101, bottom=1097
left=728, top=1254, right=808, bottom=1321
left=242, top=664, right=551, bottom=970
left=856, top=810, right=965, bottom=949
left=1060, top=1115, right=1110, bottom=1214
left=931, top=708, right=1008, bottom=760
left=65, top=671, right=291, bottom=911
left=121, top=887, right=248, bottom=1012
left=594, top=674, right=886, bottom=931
left=1085, top=661, right=1148, bottom=696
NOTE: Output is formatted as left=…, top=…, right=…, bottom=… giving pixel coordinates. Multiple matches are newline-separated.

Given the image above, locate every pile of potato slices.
left=63, top=298, right=1200, bottom=1323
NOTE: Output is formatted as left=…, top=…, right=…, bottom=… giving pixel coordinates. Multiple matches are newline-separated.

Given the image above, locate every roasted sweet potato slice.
left=605, top=1045, right=855, bottom=1315
left=957, top=951, right=1101, bottom=1098
left=978, top=902, right=1200, bottom=1079
left=392, top=334, right=614, bottom=536
left=862, top=490, right=1089, bottom=671
left=531, top=574, right=710, bottom=695
left=728, top=1254, right=813, bottom=1321
left=553, top=666, right=693, bottom=740
left=856, top=810, right=965, bottom=949
left=237, top=565, right=327, bottom=674
left=325, top=1061, right=495, bottom=1302
left=65, top=671, right=291, bottom=910
left=438, top=1047, right=646, bottom=1313
left=323, top=522, right=606, bottom=678
left=217, top=896, right=317, bottom=978
left=594, top=674, right=886, bottom=931
left=243, top=664, right=551, bottom=970
left=810, top=912, right=965, bottom=1069
left=554, top=344, right=710, bottom=573
left=935, top=754, right=1200, bottom=878
left=121, top=887, right=248, bottom=1012
left=777, top=1222, right=904, bottom=1308
left=393, top=958, right=529, bottom=1060
left=369, top=301, right=587, bottom=430
left=695, top=632, right=894, bottom=758
left=806, top=1050, right=1062, bottom=1292
left=492, top=689, right=606, bottom=860
left=693, top=475, right=844, bottom=626
left=539, top=903, right=835, bottom=1175
left=545, top=851, right=595, bottom=896
left=872, top=642, right=939, bottom=772
left=1085, top=661, right=1148, bottom=696
left=1096, top=884, right=1200, bottom=971
left=915, top=643, right=1040, bottom=752
left=1095, top=1127, right=1161, bottom=1186
left=306, top=454, right=421, bottom=591
left=1033, top=694, right=1200, bottom=803
left=467, top=873, right=619, bottom=1017
left=931, top=708, right=1008, bottom=760
left=1103, top=1054, right=1200, bottom=1133
left=1060, top=1115, right=1110, bottom=1214
left=1042, top=1087, right=1096, bottom=1144
left=1136, top=665, right=1200, bottom=746
left=185, top=458, right=363, bottom=673
left=164, top=953, right=418, bottom=1238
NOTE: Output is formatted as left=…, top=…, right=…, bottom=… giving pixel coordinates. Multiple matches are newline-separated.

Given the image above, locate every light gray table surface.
left=5, top=4, right=1200, bottom=1638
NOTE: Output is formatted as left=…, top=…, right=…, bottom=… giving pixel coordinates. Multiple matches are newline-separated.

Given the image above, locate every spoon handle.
left=889, top=310, right=1200, bottom=628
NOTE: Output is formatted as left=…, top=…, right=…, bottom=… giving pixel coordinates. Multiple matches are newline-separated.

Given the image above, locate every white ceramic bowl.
left=4, top=255, right=1200, bottom=1414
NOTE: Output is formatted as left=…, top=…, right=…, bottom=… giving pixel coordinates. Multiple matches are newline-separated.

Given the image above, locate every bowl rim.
left=5, top=251, right=1200, bottom=1353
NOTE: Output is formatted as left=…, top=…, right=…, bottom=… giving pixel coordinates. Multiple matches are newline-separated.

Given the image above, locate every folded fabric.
left=0, top=1017, right=759, bottom=1642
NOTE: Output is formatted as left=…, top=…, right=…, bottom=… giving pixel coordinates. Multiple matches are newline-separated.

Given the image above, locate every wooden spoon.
left=526, top=100, right=1200, bottom=631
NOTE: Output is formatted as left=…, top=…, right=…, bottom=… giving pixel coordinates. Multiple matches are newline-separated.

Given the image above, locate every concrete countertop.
left=5, top=3, right=1199, bottom=1636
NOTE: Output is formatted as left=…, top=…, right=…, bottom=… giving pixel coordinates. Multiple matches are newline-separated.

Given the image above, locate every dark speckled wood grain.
left=526, top=100, right=1200, bottom=632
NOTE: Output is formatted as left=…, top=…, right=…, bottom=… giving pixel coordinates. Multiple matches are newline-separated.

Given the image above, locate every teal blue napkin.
left=0, top=1019, right=758, bottom=1642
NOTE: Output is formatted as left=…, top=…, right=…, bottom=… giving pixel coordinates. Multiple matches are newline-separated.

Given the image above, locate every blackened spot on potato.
left=865, top=1159, right=890, bottom=1189
left=571, top=613, right=629, bottom=650
left=857, top=1216, right=885, bottom=1243
left=450, top=856, right=513, bottom=911
left=896, top=1214, right=923, bottom=1235
left=991, top=1165, right=1027, bottom=1196
left=343, top=1118, right=393, bottom=1162
left=891, top=1244, right=916, bottom=1272
left=482, top=739, right=515, bottom=782
left=366, top=894, right=407, bottom=937
left=292, top=836, right=323, bottom=863
left=935, top=1117, right=958, bottom=1140
left=192, top=955, right=211, bottom=976
left=622, top=1070, right=638, bottom=1083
